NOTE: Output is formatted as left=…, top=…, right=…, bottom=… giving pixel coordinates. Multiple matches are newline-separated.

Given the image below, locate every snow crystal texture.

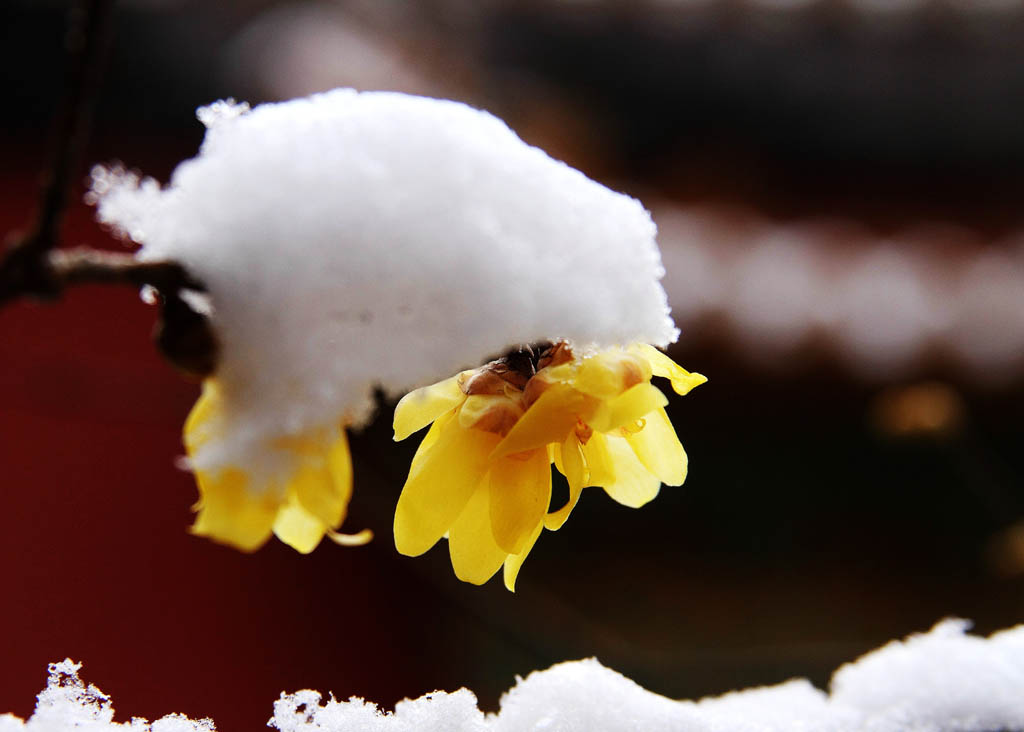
left=8, top=621, right=1023, bottom=732
left=0, top=660, right=212, bottom=732
left=91, top=90, right=676, bottom=476
left=270, top=620, right=1024, bottom=732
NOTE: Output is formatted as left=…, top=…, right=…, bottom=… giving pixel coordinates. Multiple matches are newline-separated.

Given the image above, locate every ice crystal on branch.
left=90, top=89, right=678, bottom=552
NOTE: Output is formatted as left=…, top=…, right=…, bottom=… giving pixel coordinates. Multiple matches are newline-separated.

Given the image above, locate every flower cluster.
left=183, top=382, right=371, bottom=553
left=392, top=342, right=705, bottom=590
left=90, top=90, right=691, bottom=577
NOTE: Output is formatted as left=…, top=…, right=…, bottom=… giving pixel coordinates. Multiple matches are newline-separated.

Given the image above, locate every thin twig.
left=0, top=0, right=202, bottom=303
left=0, top=246, right=207, bottom=306
left=31, top=0, right=116, bottom=255
left=0, top=0, right=217, bottom=377
left=0, top=0, right=121, bottom=303
left=49, top=249, right=206, bottom=291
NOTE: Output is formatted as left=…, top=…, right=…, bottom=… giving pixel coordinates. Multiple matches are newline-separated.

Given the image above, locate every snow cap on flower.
left=90, top=89, right=677, bottom=481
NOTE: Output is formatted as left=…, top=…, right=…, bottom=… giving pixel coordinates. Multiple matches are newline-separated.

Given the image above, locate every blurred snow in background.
left=654, top=206, right=1024, bottom=383
left=6, top=621, right=1022, bottom=732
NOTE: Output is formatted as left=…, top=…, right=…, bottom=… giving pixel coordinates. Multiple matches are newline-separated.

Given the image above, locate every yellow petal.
left=273, top=498, right=327, bottom=554
left=580, top=431, right=616, bottom=487
left=328, top=528, right=374, bottom=546
left=571, top=351, right=652, bottom=398
left=393, top=372, right=470, bottom=441
left=458, top=394, right=523, bottom=436
left=491, top=384, right=588, bottom=459
left=546, top=435, right=587, bottom=530
left=488, top=448, right=552, bottom=554
left=631, top=344, right=707, bottom=396
left=626, top=408, right=688, bottom=486
left=272, top=433, right=326, bottom=457
left=503, top=520, right=544, bottom=592
left=183, top=381, right=222, bottom=452
left=283, top=432, right=351, bottom=530
left=597, top=435, right=662, bottom=508
left=191, top=467, right=279, bottom=552
left=394, top=416, right=500, bottom=556
left=327, top=429, right=354, bottom=510
left=408, top=410, right=453, bottom=475
left=551, top=442, right=565, bottom=474
left=447, top=479, right=508, bottom=585
left=587, top=382, right=668, bottom=434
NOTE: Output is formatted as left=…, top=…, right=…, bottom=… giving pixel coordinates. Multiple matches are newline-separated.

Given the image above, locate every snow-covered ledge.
left=4, top=620, right=1022, bottom=732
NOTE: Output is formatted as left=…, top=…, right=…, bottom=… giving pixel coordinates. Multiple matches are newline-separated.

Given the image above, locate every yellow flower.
left=183, top=381, right=371, bottom=553
left=393, top=342, right=706, bottom=590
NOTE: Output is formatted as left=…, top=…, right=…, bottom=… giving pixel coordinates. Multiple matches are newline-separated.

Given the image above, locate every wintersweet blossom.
left=393, top=341, right=705, bottom=590
left=90, top=90, right=681, bottom=552
left=183, top=381, right=371, bottom=552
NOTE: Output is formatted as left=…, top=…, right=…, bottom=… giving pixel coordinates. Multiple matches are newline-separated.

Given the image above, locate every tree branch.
left=49, top=249, right=205, bottom=292
left=0, top=0, right=124, bottom=304
left=0, top=246, right=202, bottom=306
left=0, top=0, right=203, bottom=302
left=0, top=0, right=218, bottom=377
left=32, top=0, right=116, bottom=254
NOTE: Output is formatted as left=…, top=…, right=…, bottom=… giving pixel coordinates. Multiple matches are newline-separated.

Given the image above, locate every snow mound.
left=90, top=89, right=676, bottom=477
left=265, top=620, right=1024, bottom=732
left=830, top=618, right=1024, bottom=731
left=0, top=660, right=212, bottom=732
left=11, top=621, right=1021, bottom=731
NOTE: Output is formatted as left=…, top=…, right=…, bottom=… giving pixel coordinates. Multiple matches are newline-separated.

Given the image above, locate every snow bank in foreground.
left=0, top=660, right=212, bottom=732
left=90, top=89, right=676, bottom=477
left=7, top=620, right=1023, bottom=731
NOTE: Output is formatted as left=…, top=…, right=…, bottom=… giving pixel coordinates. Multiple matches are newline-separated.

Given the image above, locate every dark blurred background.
left=2, top=0, right=1023, bottom=729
